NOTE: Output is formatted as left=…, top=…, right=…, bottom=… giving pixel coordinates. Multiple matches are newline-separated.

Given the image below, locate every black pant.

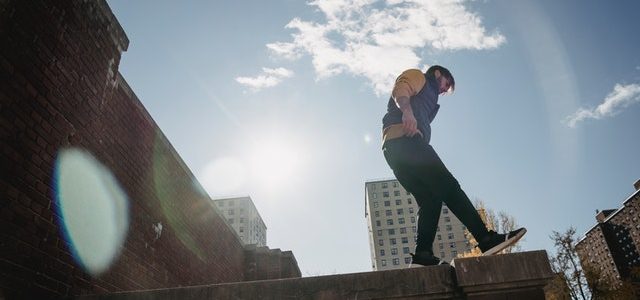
left=383, top=136, right=489, bottom=254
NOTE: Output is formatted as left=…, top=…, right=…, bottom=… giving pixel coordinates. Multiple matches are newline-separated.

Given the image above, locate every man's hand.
left=395, top=95, right=421, bottom=137
left=401, top=110, right=419, bottom=137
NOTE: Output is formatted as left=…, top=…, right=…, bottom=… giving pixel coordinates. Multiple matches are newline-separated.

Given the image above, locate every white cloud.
left=264, top=0, right=505, bottom=95
left=565, top=83, right=640, bottom=128
left=235, top=67, right=294, bottom=90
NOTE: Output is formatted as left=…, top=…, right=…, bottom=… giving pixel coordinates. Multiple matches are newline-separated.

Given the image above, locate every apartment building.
left=576, top=179, right=640, bottom=286
left=365, top=179, right=474, bottom=270
left=213, top=196, right=267, bottom=247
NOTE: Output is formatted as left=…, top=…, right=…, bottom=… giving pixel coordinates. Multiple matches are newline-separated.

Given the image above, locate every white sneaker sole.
left=481, top=228, right=527, bottom=256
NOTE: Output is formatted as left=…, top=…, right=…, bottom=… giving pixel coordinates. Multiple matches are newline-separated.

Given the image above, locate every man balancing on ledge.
left=381, top=65, right=526, bottom=266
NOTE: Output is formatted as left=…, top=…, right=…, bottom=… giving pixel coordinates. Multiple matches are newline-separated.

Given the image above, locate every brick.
left=6, top=184, right=19, bottom=200
left=0, top=1, right=258, bottom=297
left=0, top=54, right=14, bottom=75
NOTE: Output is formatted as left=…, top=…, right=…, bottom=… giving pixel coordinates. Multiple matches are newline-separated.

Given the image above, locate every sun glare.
left=248, top=137, right=304, bottom=188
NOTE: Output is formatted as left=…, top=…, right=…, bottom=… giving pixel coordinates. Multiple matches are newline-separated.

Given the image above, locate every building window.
left=382, top=183, right=388, bottom=188
left=446, top=225, right=452, bottom=231
left=397, top=208, right=404, bottom=215
left=448, top=233, right=454, bottom=240
left=450, top=242, right=456, bottom=248
left=373, top=202, right=379, bottom=208
left=443, top=208, right=449, bottom=214
left=228, top=209, right=234, bottom=215
left=444, top=216, right=450, bottom=222
left=440, top=252, right=446, bottom=258
left=383, top=192, right=389, bottom=198
left=402, top=237, right=409, bottom=244
left=372, top=193, right=377, bottom=199
left=378, top=240, right=384, bottom=246
left=405, top=257, right=411, bottom=264
left=408, top=198, right=413, bottom=204
left=380, top=249, right=385, bottom=256
left=391, top=238, right=397, bottom=245
left=371, top=184, right=377, bottom=190
left=377, top=230, right=383, bottom=236
left=439, top=243, right=444, bottom=250
left=388, top=229, right=395, bottom=235
left=386, top=210, right=392, bottom=216
left=437, top=234, right=442, bottom=240
left=409, top=207, right=414, bottom=214
left=374, top=211, right=380, bottom=217
left=436, top=226, right=440, bottom=232
left=398, top=218, right=405, bottom=224
left=394, top=191, right=400, bottom=197
left=412, top=226, right=417, bottom=233
left=393, top=258, right=400, bottom=265
left=381, top=259, right=387, bottom=266
left=391, top=248, right=398, bottom=255
left=403, top=247, right=410, bottom=254
left=384, top=201, right=390, bottom=207
left=376, top=220, right=381, bottom=227
left=411, top=217, right=416, bottom=223
left=452, top=250, right=458, bottom=257
left=400, top=227, right=407, bottom=234
left=393, top=182, right=398, bottom=188
left=240, top=227, right=244, bottom=233
left=387, top=219, right=394, bottom=225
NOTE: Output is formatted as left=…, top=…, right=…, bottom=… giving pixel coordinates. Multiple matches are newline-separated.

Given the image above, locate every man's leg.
left=412, top=145, right=490, bottom=242
left=412, top=145, right=527, bottom=256
left=393, top=168, right=441, bottom=255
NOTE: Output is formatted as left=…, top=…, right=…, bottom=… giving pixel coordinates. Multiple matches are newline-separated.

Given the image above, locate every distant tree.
left=548, top=227, right=590, bottom=300
left=547, top=227, right=638, bottom=300
left=544, top=272, right=573, bottom=300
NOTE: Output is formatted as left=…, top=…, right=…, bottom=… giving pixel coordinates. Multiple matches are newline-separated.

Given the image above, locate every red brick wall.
left=0, top=1, right=248, bottom=298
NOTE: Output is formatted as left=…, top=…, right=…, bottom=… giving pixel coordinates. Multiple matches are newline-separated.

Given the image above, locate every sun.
left=248, top=137, right=304, bottom=188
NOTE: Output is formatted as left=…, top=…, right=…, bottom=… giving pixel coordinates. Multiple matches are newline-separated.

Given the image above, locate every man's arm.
left=392, top=69, right=426, bottom=137
left=395, top=95, right=419, bottom=137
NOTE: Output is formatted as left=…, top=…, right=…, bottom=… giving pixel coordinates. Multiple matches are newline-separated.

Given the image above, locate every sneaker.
left=409, top=252, right=449, bottom=267
left=478, top=227, right=527, bottom=256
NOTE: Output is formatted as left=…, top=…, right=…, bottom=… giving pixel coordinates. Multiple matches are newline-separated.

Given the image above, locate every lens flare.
left=54, top=148, right=129, bottom=276
left=152, top=130, right=209, bottom=261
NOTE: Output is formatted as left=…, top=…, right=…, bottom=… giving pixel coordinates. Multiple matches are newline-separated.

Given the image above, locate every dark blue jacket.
left=382, top=73, right=440, bottom=144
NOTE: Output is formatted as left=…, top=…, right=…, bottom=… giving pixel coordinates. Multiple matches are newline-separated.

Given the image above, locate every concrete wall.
left=0, top=1, right=298, bottom=298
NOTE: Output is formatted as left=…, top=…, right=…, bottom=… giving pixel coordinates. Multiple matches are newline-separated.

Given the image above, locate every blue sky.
left=107, top=0, right=640, bottom=276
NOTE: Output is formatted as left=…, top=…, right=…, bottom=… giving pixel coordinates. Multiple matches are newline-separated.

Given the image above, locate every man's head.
left=426, top=65, right=455, bottom=95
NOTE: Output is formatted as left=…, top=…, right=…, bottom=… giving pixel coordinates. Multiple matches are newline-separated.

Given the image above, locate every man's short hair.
left=426, top=65, right=455, bottom=92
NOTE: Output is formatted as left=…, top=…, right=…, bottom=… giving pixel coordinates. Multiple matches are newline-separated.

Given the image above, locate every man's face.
left=438, top=77, right=452, bottom=95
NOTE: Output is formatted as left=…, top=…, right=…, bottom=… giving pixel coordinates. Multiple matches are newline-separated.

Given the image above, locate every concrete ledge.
left=80, top=265, right=459, bottom=300
left=452, top=250, right=554, bottom=299
left=80, top=251, right=554, bottom=300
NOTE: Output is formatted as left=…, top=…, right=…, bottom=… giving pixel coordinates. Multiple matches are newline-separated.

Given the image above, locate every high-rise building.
left=576, top=179, right=640, bottom=286
left=365, top=179, right=474, bottom=270
left=213, top=196, right=267, bottom=247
